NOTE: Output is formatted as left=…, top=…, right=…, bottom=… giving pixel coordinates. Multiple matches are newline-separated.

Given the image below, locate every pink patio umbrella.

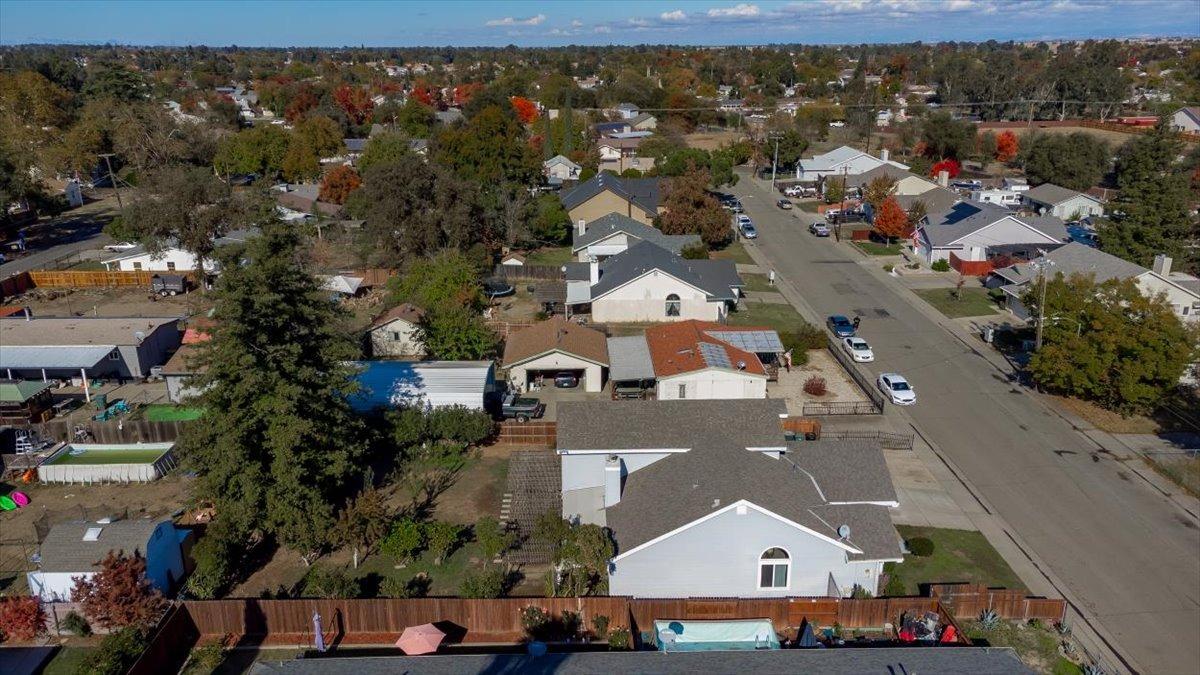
left=396, top=623, right=445, bottom=655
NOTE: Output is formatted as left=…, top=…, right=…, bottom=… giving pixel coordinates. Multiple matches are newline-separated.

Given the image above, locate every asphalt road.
left=730, top=173, right=1200, bottom=675
left=0, top=195, right=118, bottom=276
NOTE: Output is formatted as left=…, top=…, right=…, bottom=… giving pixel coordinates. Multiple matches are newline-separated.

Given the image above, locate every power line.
left=577, top=99, right=1197, bottom=112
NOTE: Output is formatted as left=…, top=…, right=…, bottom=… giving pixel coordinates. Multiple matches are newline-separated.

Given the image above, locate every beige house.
left=560, top=173, right=663, bottom=226
left=368, top=304, right=425, bottom=358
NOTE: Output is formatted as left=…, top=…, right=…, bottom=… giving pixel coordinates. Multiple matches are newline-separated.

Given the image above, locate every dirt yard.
left=11, top=285, right=207, bottom=319
left=767, top=348, right=869, bottom=414
left=684, top=129, right=749, bottom=151
left=487, top=285, right=542, bottom=324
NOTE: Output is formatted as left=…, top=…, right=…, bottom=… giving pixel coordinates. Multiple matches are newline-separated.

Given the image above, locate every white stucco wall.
left=370, top=319, right=424, bottom=358
left=576, top=232, right=629, bottom=262
left=561, top=451, right=675, bottom=493
left=609, top=504, right=887, bottom=598
left=509, top=351, right=605, bottom=393
left=1136, top=273, right=1200, bottom=323
left=656, top=369, right=767, bottom=400
left=106, top=249, right=217, bottom=273
left=1171, top=109, right=1200, bottom=133
left=1049, top=196, right=1104, bottom=219
left=591, top=271, right=723, bottom=323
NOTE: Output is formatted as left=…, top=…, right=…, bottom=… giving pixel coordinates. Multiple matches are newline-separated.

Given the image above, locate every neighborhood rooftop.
left=572, top=212, right=701, bottom=256
left=922, top=201, right=1067, bottom=247
left=37, top=519, right=167, bottom=573
left=556, top=399, right=788, bottom=451
left=0, top=316, right=180, bottom=346
left=560, top=173, right=662, bottom=215
left=590, top=241, right=742, bottom=302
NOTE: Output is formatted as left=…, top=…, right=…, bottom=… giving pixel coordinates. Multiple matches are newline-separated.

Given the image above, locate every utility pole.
left=98, top=153, right=123, bottom=212
left=770, top=132, right=781, bottom=190
left=1032, top=259, right=1055, bottom=351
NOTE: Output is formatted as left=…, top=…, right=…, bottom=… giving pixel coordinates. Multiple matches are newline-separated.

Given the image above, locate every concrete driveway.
left=730, top=169, right=1200, bottom=675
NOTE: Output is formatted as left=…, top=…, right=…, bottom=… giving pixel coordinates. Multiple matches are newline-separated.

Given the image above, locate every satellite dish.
left=837, top=524, right=851, bottom=540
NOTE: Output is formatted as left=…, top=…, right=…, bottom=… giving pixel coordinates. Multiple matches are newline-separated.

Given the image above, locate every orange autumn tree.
left=995, top=131, right=1019, bottom=162
left=511, top=97, right=539, bottom=124
left=319, top=165, right=362, bottom=205
left=333, top=84, right=374, bottom=125
left=873, top=195, right=911, bottom=243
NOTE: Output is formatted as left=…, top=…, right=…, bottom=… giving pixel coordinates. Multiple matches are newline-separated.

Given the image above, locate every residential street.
left=730, top=169, right=1200, bottom=675
left=0, top=194, right=119, bottom=277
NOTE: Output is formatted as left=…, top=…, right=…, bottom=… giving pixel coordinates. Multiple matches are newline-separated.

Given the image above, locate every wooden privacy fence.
left=0, top=271, right=35, bottom=300
left=493, top=421, right=556, bottom=447
left=780, top=417, right=822, bottom=438
left=492, top=264, right=565, bottom=281
left=28, top=269, right=194, bottom=288
left=128, top=604, right=200, bottom=675
left=929, top=584, right=1067, bottom=623
left=27, top=418, right=189, bottom=444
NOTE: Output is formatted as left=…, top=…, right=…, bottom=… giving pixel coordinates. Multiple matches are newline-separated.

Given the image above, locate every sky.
left=0, top=0, right=1196, bottom=47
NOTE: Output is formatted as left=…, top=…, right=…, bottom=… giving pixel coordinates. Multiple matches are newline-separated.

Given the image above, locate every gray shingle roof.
left=606, top=436, right=901, bottom=560
left=896, top=186, right=959, bottom=215
left=572, top=212, right=700, bottom=255
left=557, top=399, right=787, bottom=451
left=992, top=241, right=1146, bottom=286
left=922, top=201, right=1066, bottom=246
left=249, top=647, right=1033, bottom=674
left=38, top=519, right=166, bottom=573
left=590, top=241, right=741, bottom=302
left=560, top=174, right=661, bottom=217
left=1024, top=182, right=1094, bottom=207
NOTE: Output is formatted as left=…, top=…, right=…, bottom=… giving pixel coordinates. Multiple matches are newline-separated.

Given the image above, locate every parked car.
left=952, top=180, right=983, bottom=190
left=877, top=373, right=916, bottom=405
left=826, top=315, right=856, bottom=337
left=785, top=185, right=815, bottom=198
left=554, top=371, right=580, bottom=388
left=740, top=221, right=758, bottom=239
left=809, top=222, right=831, bottom=237
left=150, top=274, right=186, bottom=297
left=841, top=337, right=874, bottom=363
left=104, top=241, right=138, bottom=252
left=500, top=392, right=546, bottom=423
left=776, top=198, right=793, bottom=210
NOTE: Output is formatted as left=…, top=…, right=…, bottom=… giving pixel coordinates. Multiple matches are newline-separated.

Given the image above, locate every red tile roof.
left=644, top=320, right=767, bottom=377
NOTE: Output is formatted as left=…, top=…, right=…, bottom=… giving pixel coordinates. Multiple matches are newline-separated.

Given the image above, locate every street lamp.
left=769, top=132, right=782, bottom=190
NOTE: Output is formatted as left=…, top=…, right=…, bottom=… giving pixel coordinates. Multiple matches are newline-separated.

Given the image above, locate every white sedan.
left=103, top=241, right=138, bottom=251
left=841, top=337, right=874, bottom=363
left=877, top=373, right=916, bottom=405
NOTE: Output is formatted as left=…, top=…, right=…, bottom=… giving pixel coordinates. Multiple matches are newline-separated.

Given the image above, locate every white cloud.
left=594, top=25, right=612, bottom=33
left=707, top=3, right=760, bottom=17
left=571, top=19, right=583, bottom=27
left=628, top=17, right=650, bottom=26
left=485, top=14, right=546, bottom=27
left=660, top=9, right=688, bottom=21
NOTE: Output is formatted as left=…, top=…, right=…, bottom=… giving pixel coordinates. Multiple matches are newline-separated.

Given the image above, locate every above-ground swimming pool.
left=37, top=442, right=177, bottom=483
left=653, top=619, right=781, bottom=651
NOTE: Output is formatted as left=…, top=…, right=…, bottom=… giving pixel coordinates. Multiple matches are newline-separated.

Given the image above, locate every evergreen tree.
left=180, top=220, right=366, bottom=575
left=1100, top=121, right=1200, bottom=273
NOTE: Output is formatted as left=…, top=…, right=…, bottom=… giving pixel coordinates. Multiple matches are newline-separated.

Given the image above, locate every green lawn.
left=710, top=241, right=754, bottom=265
left=524, top=246, right=573, bottom=266
left=740, top=273, right=776, bottom=293
left=41, top=647, right=96, bottom=675
left=729, top=302, right=810, bottom=334
left=143, top=404, right=205, bottom=422
left=344, top=539, right=490, bottom=597
left=884, top=526, right=1027, bottom=596
left=49, top=447, right=169, bottom=465
left=854, top=240, right=904, bottom=256
left=912, top=287, right=1001, bottom=318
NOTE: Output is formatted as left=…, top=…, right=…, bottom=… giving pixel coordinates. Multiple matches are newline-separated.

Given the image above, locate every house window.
left=390, top=331, right=402, bottom=340
left=108, top=350, right=120, bottom=361
left=678, top=383, right=687, bottom=399
left=759, top=547, right=790, bottom=589
left=132, top=262, right=143, bottom=271
left=665, top=294, right=681, bottom=317
left=167, top=262, right=176, bottom=271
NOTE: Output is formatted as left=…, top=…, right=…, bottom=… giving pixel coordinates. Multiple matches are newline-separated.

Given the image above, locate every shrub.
left=61, top=610, right=92, bottom=636
left=803, top=376, right=827, bottom=396
left=931, top=259, right=951, bottom=272
left=608, top=626, right=632, bottom=650
left=301, top=567, right=360, bottom=599
left=459, top=564, right=507, bottom=598
left=883, top=574, right=907, bottom=597
left=476, top=516, right=515, bottom=560
left=380, top=518, right=425, bottom=562
left=883, top=263, right=895, bottom=273
left=979, top=608, right=1000, bottom=631
left=81, top=626, right=149, bottom=675
left=780, top=322, right=826, bottom=352
left=381, top=574, right=430, bottom=598
left=426, top=405, right=494, bottom=445
left=592, top=614, right=611, bottom=639
left=520, top=606, right=552, bottom=639
left=849, top=584, right=874, bottom=599
left=187, top=640, right=228, bottom=673
left=72, top=550, right=165, bottom=630
left=680, top=242, right=710, bottom=260
left=0, top=595, right=46, bottom=642
left=906, top=537, right=935, bottom=557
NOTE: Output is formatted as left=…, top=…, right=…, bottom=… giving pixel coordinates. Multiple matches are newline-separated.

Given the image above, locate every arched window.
left=665, top=293, right=681, bottom=317
left=759, top=547, right=790, bottom=589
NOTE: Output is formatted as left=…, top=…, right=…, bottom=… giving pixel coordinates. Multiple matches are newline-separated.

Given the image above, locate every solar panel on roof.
left=706, top=330, right=784, bottom=354
left=698, top=342, right=732, bottom=369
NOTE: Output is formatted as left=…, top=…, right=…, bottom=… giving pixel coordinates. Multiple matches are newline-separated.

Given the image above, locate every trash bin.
left=93, top=393, right=108, bottom=411
left=981, top=326, right=995, bottom=344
